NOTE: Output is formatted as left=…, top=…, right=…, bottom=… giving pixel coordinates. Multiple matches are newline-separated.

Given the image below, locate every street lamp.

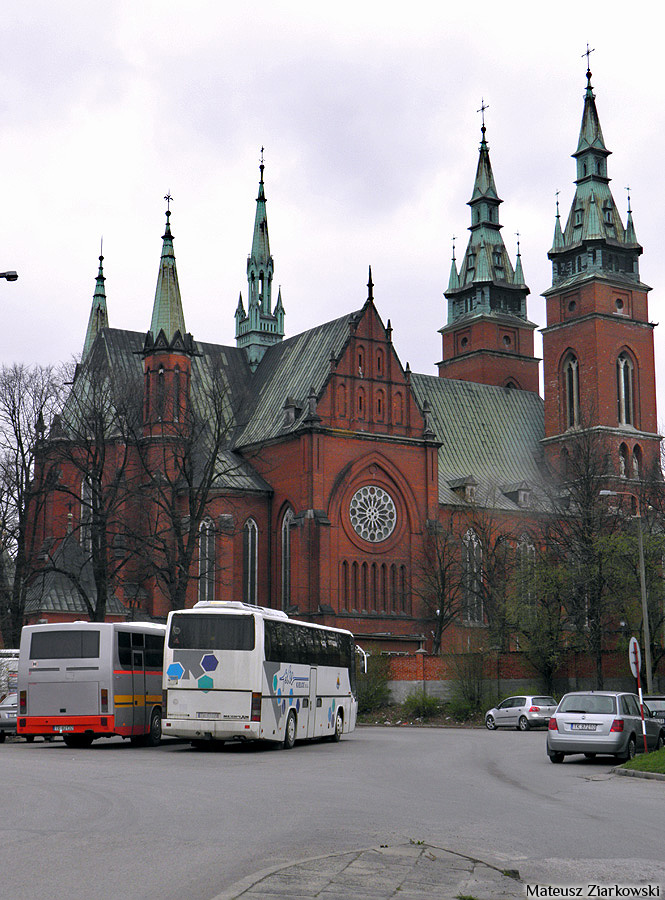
left=0, top=271, right=18, bottom=281
left=599, top=489, right=653, bottom=693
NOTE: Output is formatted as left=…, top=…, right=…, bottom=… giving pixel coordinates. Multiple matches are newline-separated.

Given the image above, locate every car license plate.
left=53, top=725, right=74, bottom=732
left=571, top=723, right=596, bottom=731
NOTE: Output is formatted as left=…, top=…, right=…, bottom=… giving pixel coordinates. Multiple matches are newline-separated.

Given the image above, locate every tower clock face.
left=349, top=485, right=396, bottom=543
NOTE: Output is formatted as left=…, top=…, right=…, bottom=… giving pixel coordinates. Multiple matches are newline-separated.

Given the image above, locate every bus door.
left=306, top=668, right=317, bottom=738
left=131, top=640, right=147, bottom=734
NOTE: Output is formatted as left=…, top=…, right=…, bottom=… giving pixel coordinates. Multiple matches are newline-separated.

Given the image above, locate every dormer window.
left=575, top=208, right=583, bottom=227
left=467, top=254, right=475, bottom=270
left=493, top=251, right=503, bottom=268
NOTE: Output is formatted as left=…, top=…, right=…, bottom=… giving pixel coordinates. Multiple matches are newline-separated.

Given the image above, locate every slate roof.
left=411, top=374, right=547, bottom=511
left=25, top=536, right=128, bottom=617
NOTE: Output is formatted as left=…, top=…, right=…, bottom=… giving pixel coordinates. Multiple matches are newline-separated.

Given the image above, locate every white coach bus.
left=17, top=621, right=166, bottom=747
left=162, top=601, right=358, bottom=749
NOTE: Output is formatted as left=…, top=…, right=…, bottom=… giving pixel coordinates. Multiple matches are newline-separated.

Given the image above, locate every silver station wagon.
left=485, top=695, right=557, bottom=731
left=546, top=691, right=665, bottom=763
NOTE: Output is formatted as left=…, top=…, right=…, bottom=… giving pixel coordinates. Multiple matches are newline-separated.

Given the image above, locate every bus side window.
left=131, top=632, right=145, bottom=649
left=117, top=632, right=132, bottom=669
left=299, top=627, right=316, bottom=666
left=145, top=634, right=164, bottom=669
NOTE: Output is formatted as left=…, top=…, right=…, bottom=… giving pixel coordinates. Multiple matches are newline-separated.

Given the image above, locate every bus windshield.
left=29, top=630, right=100, bottom=660
left=168, top=613, right=255, bottom=651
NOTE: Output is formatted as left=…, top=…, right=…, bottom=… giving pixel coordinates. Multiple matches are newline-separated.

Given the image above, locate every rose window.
left=349, top=486, right=396, bottom=543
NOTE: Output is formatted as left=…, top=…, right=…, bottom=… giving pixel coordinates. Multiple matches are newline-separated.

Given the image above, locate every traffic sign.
left=629, top=636, right=641, bottom=679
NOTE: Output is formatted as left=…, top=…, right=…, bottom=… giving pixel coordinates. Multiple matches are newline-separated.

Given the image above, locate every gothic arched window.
left=281, top=508, right=294, bottom=610
left=516, top=534, right=536, bottom=612
left=563, top=353, right=580, bottom=429
left=632, top=444, right=643, bottom=479
left=198, top=518, right=215, bottom=603
left=619, top=443, right=628, bottom=478
left=243, top=518, right=258, bottom=605
left=462, top=529, right=483, bottom=625
left=617, top=352, right=635, bottom=426
left=174, top=366, right=181, bottom=423
left=157, top=365, right=165, bottom=421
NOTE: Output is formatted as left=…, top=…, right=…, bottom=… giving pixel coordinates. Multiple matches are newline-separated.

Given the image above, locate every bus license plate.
left=53, top=725, right=74, bottom=732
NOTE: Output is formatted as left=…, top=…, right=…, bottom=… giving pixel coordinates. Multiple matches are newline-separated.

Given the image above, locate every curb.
left=613, top=765, right=665, bottom=781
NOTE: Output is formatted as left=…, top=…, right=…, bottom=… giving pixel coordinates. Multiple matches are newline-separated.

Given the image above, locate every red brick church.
left=26, top=67, right=660, bottom=656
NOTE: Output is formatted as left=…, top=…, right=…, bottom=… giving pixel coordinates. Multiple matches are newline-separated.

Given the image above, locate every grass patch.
left=621, top=746, right=665, bottom=774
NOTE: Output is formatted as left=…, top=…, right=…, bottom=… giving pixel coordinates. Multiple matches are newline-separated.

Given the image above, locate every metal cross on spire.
left=625, top=185, right=632, bottom=214
left=164, top=191, right=173, bottom=212
left=555, top=190, right=561, bottom=217
left=515, top=230, right=521, bottom=255
left=582, top=43, right=595, bottom=77
left=477, top=98, right=489, bottom=133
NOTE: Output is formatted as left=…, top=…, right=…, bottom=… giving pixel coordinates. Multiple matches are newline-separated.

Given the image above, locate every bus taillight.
left=19, top=690, right=26, bottom=715
left=100, top=689, right=109, bottom=713
left=251, top=692, right=262, bottom=722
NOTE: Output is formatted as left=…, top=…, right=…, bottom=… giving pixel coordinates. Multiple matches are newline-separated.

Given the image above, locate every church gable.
left=317, top=295, right=426, bottom=439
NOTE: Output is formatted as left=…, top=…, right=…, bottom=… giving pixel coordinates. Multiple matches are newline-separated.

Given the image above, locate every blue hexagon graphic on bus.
left=167, top=662, right=185, bottom=680
left=198, top=675, right=214, bottom=693
left=200, top=654, right=218, bottom=673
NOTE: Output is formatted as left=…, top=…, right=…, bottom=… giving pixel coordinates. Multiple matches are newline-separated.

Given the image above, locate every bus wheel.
left=283, top=712, right=296, bottom=750
left=63, top=734, right=94, bottom=749
left=146, top=710, right=162, bottom=747
left=25, top=736, right=35, bottom=743
left=330, top=711, right=344, bottom=743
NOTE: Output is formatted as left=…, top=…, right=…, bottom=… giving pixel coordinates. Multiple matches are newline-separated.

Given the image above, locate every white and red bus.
left=17, top=621, right=165, bottom=747
left=163, top=601, right=358, bottom=748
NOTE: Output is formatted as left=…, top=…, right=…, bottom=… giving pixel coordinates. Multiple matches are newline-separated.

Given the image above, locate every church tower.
left=235, top=154, right=285, bottom=370
left=541, top=62, right=660, bottom=478
left=438, top=113, right=539, bottom=392
left=142, top=197, right=195, bottom=436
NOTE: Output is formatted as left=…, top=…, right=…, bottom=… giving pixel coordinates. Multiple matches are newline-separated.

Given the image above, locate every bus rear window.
left=168, top=614, right=255, bottom=651
left=30, top=630, right=100, bottom=660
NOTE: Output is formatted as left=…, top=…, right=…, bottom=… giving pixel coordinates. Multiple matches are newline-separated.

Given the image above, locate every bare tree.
left=414, top=518, right=465, bottom=655
left=0, top=363, right=64, bottom=647
left=40, top=353, right=143, bottom=621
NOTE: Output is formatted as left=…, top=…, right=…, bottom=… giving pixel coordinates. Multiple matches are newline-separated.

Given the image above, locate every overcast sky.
left=2, top=1, right=664, bottom=420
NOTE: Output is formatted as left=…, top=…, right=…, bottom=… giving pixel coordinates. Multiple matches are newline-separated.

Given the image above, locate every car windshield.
left=646, top=699, right=665, bottom=712
left=533, top=697, right=556, bottom=706
left=559, top=694, right=616, bottom=715
left=0, top=694, right=17, bottom=708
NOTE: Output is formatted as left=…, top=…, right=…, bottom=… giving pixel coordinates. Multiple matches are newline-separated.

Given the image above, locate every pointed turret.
left=148, top=197, right=188, bottom=345
left=438, top=112, right=539, bottom=392
left=82, top=247, right=109, bottom=358
left=235, top=153, right=286, bottom=369
left=548, top=64, right=643, bottom=288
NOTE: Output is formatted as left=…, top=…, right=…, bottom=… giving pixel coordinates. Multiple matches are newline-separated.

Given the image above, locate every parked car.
left=644, top=696, right=665, bottom=731
left=0, top=692, right=17, bottom=742
left=547, top=691, right=665, bottom=763
left=485, top=695, right=557, bottom=731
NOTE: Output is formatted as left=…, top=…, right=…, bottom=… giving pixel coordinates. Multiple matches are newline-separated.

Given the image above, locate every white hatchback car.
left=485, top=695, right=557, bottom=731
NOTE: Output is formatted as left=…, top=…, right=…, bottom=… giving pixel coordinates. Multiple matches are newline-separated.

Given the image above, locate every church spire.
left=235, top=151, right=285, bottom=369
left=82, top=243, right=109, bottom=358
left=148, top=194, right=187, bottom=345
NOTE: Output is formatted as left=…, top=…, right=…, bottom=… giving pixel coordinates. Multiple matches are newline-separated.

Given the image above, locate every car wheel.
left=0, top=732, right=6, bottom=743
left=549, top=752, right=564, bottom=764
left=618, top=735, right=636, bottom=762
left=584, top=753, right=596, bottom=759
left=485, top=714, right=497, bottom=730
left=282, top=711, right=296, bottom=750
left=518, top=716, right=529, bottom=732
left=25, top=735, right=35, bottom=743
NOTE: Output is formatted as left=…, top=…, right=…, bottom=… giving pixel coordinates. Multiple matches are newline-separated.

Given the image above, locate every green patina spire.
left=235, top=151, right=285, bottom=370
left=548, top=58, right=643, bottom=288
left=82, top=243, right=109, bottom=358
left=444, top=108, right=530, bottom=325
left=149, top=194, right=187, bottom=343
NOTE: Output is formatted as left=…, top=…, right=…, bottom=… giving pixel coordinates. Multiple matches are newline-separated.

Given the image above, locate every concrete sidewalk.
left=213, top=842, right=525, bottom=900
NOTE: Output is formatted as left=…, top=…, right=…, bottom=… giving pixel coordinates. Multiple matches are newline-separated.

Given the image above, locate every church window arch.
left=563, top=353, right=580, bottom=429
left=376, top=389, right=385, bottom=421
left=617, top=352, right=636, bottom=426
left=393, top=391, right=403, bottom=424
left=198, top=518, right=215, bottom=603
left=361, top=562, right=368, bottom=610
left=145, top=370, right=151, bottom=422
left=632, top=444, right=643, bottom=479
left=516, top=534, right=536, bottom=613
left=280, top=508, right=294, bottom=610
left=174, top=366, right=181, bottom=423
left=381, top=564, right=387, bottom=611
left=376, top=349, right=384, bottom=376
left=619, top=443, right=628, bottom=478
left=341, top=560, right=349, bottom=610
left=358, top=388, right=365, bottom=419
left=351, top=562, right=359, bottom=609
left=157, top=365, right=165, bottom=421
left=462, top=529, right=483, bottom=625
left=242, top=518, right=258, bottom=605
